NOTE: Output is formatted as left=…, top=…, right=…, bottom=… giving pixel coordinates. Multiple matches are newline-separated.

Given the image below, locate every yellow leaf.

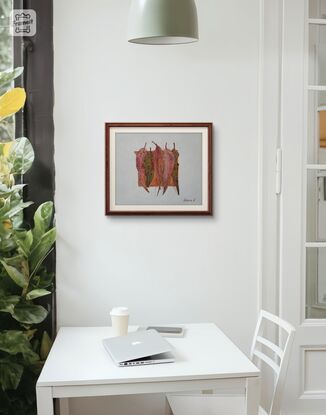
left=2, top=219, right=12, bottom=230
left=0, top=88, right=26, bottom=121
left=2, top=141, right=14, bottom=157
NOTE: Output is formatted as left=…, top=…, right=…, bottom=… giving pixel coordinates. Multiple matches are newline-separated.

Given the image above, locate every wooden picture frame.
left=105, top=123, right=212, bottom=215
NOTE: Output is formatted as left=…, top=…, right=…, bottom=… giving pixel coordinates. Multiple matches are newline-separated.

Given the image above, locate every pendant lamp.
left=128, top=0, right=199, bottom=45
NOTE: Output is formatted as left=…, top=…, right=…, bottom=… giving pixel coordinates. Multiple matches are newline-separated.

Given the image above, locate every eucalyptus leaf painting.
left=135, top=142, right=179, bottom=196
left=105, top=123, right=212, bottom=215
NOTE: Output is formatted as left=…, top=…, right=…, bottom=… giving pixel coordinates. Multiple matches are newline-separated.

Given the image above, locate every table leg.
left=246, top=377, right=261, bottom=415
left=165, top=396, right=174, bottom=415
left=59, top=398, right=70, bottom=415
left=36, top=386, right=54, bottom=415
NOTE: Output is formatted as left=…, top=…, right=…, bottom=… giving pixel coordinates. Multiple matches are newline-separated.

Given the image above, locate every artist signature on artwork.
left=184, top=198, right=196, bottom=203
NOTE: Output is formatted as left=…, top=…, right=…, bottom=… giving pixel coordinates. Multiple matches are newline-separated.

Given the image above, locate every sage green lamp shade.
left=128, top=0, right=199, bottom=45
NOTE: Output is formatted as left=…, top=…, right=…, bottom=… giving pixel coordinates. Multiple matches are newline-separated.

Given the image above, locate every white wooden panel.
left=309, top=18, right=326, bottom=24
left=303, top=348, right=326, bottom=394
left=308, top=85, right=326, bottom=90
left=307, top=164, right=326, bottom=169
left=52, top=379, right=245, bottom=399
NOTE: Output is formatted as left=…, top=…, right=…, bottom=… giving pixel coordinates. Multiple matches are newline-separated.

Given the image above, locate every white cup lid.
left=110, top=306, right=129, bottom=316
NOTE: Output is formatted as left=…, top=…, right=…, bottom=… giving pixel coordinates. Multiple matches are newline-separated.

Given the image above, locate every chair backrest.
left=249, top=310, right=295, bottom=415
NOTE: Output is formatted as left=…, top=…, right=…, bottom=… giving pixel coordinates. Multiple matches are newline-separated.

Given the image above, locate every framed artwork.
left=105, top=123, right=212, bottom=215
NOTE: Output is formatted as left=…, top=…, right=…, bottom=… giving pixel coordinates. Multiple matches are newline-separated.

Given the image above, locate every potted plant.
left=0, top=67, right=56, bottom=414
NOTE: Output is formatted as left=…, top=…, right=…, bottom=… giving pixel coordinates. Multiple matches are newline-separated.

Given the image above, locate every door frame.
left=260, top=0, right=326, bottom=413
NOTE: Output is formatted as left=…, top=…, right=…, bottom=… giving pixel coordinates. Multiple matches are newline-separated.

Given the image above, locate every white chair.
left=167, top=310, right=295, bottom=415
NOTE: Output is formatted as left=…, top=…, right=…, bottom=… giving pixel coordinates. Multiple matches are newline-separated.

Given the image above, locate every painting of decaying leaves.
left=134, top=142, right=180, bottom=195
left=114, top=132, right=203, bottom=206
left=106, top=123, right=212, bottom=215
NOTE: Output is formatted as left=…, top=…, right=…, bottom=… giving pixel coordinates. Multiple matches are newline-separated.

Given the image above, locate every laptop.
left=102, top=329, right=175, bottom=367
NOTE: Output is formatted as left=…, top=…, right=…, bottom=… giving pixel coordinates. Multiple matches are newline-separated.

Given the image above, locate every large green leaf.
left=0, top=183, right=25, bottom=197
left=0, top=233, right=17, bottom=252
left=0, top=359, right=23, bottom=390
left=32, top=202, right=54, bottom=248
left=0, top=260, right=28, bottom=288
left=9, top=201, right=34, bottom=218
left=12, top=209, right=24, bottom=229
left=12, top=303, right=48, bottom=325
left=30, top=228, right=56, bottom=275
left=30, top=271, right=54, bottom=290
left=0, top=217, right=16, bottom=252
left=26, top=289, right=51, bottom=300
left=8, top=137, right=35, bottom=175
left=14, top=230, right=33, bottom=257
left=0, top=294, right=20, bottom=313
left=0, top=331, right=39, bottom=364
left=0, top=67, right=23, bottom=89
left=0, top=196, right=11, bottom=218
left=3, top=254, right=25, bottom=268
left=0, top=199, right=33, bottom=220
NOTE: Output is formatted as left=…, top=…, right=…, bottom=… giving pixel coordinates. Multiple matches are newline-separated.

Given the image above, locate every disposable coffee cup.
left=110, top=307, right=129, bottom=337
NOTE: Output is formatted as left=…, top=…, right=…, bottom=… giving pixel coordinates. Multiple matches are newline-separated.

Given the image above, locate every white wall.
left=54, top=0, right=261, bottom=413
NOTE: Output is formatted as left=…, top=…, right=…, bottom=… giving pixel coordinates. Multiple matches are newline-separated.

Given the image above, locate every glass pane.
left=309, top=0, right=326, bottom=19
left=307, top=91, right=326, bottom=163
left=0, top=0, right=14, bottom=142
left=306, top=247, right=326, bottom=318
left=309, top=25, right=326, bottom=86
left=307, top=169, right=326, bottom=241
left=0, top=0, right=13, bottom=72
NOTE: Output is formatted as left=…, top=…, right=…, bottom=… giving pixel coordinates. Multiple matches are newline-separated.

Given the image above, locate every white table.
left=36, top=323, right=260, bottom=415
